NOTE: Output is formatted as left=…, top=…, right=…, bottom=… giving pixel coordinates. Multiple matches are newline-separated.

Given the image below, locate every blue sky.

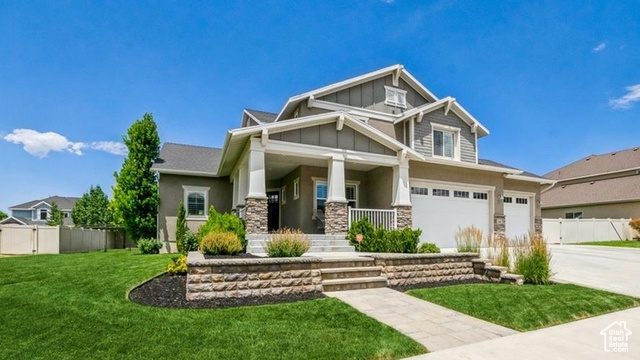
left=1, top=0, right=639, bottom=212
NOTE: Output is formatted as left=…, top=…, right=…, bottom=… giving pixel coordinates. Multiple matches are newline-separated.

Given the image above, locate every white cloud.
left=91, top=141, right=128, bottom=156
left=3, top=129, right=126, bottom=158
left=593, top=42, right=606, bottom=52
left=609, top=84, right=640, bottom=110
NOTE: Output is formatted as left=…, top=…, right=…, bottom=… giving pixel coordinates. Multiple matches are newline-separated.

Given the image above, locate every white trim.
left=504, top=174, right=555, bottom=184
left=182, top=185, right=210, bottom=219
left=310, top=99, right=398, bottom=122
left=38, top=208, right=49, bottom=221
left=419, top=156, right=523, bottom=175
left=281, top=185, right=287, bottom=205
left=312, top=178, right=359, bottom=216
left=0, top=216, right=27, bottom=225
left=384, top=85, right=408, bottom=109
left=293, top=178, right=300, bottom=200
left=29, top=201, right=52, bottom=209
left=431, top=124, right=461, bottom=161
left=154, top=168, right=218, bottom=178
left=243, top=109, right=263, bottom=126
left=546, top=166, right=640, bottom=183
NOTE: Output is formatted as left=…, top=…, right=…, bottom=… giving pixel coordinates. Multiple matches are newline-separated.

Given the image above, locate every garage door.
left=504, top=193, right=532, bottom=239
left=411, top=183, right=491, bottom=249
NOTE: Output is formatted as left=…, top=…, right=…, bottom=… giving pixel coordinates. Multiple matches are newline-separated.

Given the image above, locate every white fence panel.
left=543, top=218, right=634, bottom=244
left=348, top=208, right=397, bottom=230
left=0, top=225, right=35, bottom=254
left=59, top=227, right=108, bottom=253
left=36, top=226, right=60, bottom=254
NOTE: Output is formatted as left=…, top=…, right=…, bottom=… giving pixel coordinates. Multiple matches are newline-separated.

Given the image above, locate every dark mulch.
left=203, top=253, right=260, bottom=259
left=129, top=273, right=326, bottom=309
left=391, top=278, right=493, bottom=293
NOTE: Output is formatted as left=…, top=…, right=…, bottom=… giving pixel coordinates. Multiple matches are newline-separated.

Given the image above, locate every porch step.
left=318, top=257, right=376, bottom=269
left=321, top=266, right=382, bottom=280
left=322, top=276, right=388, bottom=292
left=246, top=235, right=355, bottom=255
left=308, top=246, right=355, bottom=253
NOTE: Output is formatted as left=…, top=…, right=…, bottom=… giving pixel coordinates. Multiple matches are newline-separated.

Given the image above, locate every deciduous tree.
left=72, top=186, right=112, bottom=227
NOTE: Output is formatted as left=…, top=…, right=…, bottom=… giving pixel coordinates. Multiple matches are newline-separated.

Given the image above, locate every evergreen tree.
left=72, top=186, right=112, bottom=227
left=176, top=202, right=186, bottom=252
left=46, top=201, right=63, bottom=226
left=0, top=210, right=7, bottom=221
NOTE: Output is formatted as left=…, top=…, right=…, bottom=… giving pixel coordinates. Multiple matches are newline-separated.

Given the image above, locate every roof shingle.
left=541, top=175, right=640, bottom=208
left=545, top=146, right=640, bottom=180
left=151, top=143, right=222, bottom=176
left=11, top=196, right=79, bottom=210
left=245, top=109, right=277, bottom=124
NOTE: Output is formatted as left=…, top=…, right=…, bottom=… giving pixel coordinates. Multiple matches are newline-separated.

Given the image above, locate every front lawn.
left=574, top=240, right=640, bottom=248
left=0, top=250, right=425, bottom=360
left=407, top=283, right=640, bottom=331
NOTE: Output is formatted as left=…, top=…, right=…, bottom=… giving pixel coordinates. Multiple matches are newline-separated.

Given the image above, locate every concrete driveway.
left=550, top=245, right=640, bottom=297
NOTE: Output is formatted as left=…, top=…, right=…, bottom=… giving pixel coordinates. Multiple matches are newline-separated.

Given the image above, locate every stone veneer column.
left=494, top=214, right=506, bottom=239
left=534, top=216, right=543, bottom=237
left=325, top=202, right=348, bottom=235
left=244, top=198, right=268, bottom=234
left=394, top=205, right=412, bottom=229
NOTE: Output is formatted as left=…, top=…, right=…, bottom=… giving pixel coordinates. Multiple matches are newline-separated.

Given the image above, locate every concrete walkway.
left=326, top=287, right=517, bottom=352
left=405, top=306, right=640, bottom=360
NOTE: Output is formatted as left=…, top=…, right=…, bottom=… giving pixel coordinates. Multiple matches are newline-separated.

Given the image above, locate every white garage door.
left=504, top=193, right=532, bottom=239
left=411, top=183, right=491, bottom=249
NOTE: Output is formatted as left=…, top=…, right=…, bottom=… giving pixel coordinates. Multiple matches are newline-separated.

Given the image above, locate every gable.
left=318, top=75, right=429, bottom=115
left=270, top=123, right=396, bottom=156
left=413, top=108, right=477, bottom=163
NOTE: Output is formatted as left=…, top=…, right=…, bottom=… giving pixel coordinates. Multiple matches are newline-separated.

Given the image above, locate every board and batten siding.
left=413, top=108, right=477, bottom=163
left=270, top=123, right=396, bottom=156
left=319, top=75, right=429, bottom=114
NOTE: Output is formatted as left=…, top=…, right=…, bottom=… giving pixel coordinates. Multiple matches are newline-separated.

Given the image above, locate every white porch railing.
left=348, top=207, right=397, bottom=230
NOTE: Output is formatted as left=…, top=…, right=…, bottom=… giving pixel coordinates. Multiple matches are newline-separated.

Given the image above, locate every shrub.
left=166, top=255, right=187, bottom=275
left=629, top=218, right=640, bottom=237
left=347, top=216, right=376, bottom=249
left=455, top=226, right=483, bottom=253
left=137, top=238, right=163, bottom=254
left=512, top=233, right=553, bottom=285
left=418, top=243, right=441, bottom=254
left=486, top=235, right=510, bottom=268
left=176, top=202, right=186, bottom=252
left=347, top=217, right=421, bottom=253
left=181, top=231, right=199, bottom=254
left=198, top=206, right=246, bottom=250
left=199, top=231, right=243, bottom=256
left=264, top=228, right=310, bottom=257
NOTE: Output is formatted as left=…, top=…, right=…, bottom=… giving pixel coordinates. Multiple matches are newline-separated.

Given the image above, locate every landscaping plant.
left=347, top=217, right=421, bottom=253
left=485, top=235, right=510, bottom=268
left=166, top=255, right=188, bottom=275
left=198, top=206, right=246, bottom=250
left=176, top=202, right=187, bottom=252
left=72, top=185, right=112, bottom=227
left=181, top=230, right=199, bottom=254
left=199, top=231, right=243, bottom=256
left=417, top=242, right=441, bottom=254
left=512, top=232, right=553, bottom=284
left=455, top=225, right=483, bottom=253
left=46, top=201, right=63, bottom=226
left=264, top=228, right=311, bottom=257
left=137, top=238, right=163, bottom=254
left=629, top=218, right=640, bottom=238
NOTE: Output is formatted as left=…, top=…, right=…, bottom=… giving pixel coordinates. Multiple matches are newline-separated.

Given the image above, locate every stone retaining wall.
left=186, top=252, right=323, bottom=300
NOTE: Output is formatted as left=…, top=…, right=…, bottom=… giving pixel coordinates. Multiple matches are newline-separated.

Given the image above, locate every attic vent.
left=561, top=185, right=566, bottom=189
left=590, top=181, right=596, bottom=185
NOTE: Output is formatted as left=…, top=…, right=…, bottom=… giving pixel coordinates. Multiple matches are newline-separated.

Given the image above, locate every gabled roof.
left=541, top=174, right=640, bottom=208
left=151, top=143, right=222, bottom=177
left=244, top=109, right=278, bottom=124
left=545, top=146, right=640, bottom=181
left=275, top=64, right=439, bottom=122
left=10, top=196, right=79, bottom=211
left=0, top=216, right=31, bottom=225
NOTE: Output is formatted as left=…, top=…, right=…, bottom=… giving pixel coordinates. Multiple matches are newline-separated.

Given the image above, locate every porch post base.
left=494, top=214, right=506, bottom=240
left=393, top=205, right=412, bottom=229
left=534, top=216, right=543, bottom=237
left=245, top=198, right=268, bottom=234
left=325, top=202, right=349, bottom=235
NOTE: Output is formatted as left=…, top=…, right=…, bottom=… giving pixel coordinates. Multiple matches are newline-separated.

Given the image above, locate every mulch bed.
left=129, top=273, right=326, bottom=309
left=391, top=278, right=493, bottom=293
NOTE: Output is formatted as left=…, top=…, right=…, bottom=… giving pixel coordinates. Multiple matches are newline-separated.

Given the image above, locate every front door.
left=267, top=191, right=280, bottom=232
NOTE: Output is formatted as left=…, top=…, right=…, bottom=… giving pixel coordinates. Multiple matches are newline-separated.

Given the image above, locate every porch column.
left=392, top=156, right=412, bottom=229
left=325, top=155, right=349, bottom=235
left=244, top=137, right=268, bottom=234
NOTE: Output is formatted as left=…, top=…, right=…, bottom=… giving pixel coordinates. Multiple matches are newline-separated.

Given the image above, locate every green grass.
left=0, top=250, right=425, bottom=360
left=574, top=240, right=640, bottom=248
left=408, top=283, right=640, bottom=332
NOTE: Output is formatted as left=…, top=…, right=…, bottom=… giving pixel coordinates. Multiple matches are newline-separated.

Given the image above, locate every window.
left=454, top=191, right=469, bottom=198
left=433, top=189, right=450, bottom=197
left=314, top=181, right=357, bottom=213
left=281, top=186, right=287, bottom=205
left=345, top=184, right=357, bottom=208
left=39, top=208, right=48, bottom=220
left=473, top=192, right=488, bottom=200
left=384, top=86, right=407, bottom=108
left=293, top=178, right=300, bottom=200
left=64, top=212, right=69, bottom=218
left=434, top=130, right=455, bottom=159
left=516, top=198, right=528, bottom=205
left=183, top=186, right=209, bottom=217
left=565, top=212, right=583, bottom=219
left=411, top=187, right=428, bottom=195
left=503, top=197, right=513, bottom=203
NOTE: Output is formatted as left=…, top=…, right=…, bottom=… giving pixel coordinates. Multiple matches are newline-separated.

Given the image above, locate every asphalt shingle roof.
left=245, top=109, right=277, bottom=123
left=11, top=196, right=79, bottom=210
left=151, top=143, right=222, bottom=175
left=544, top=146, right=640, bottom=180
left=478, top=158, right=546, bottom=179
left=541, top=175, right=640, bottom=208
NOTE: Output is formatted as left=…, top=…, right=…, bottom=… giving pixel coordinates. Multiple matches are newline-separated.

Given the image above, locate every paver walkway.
left=326, top=287, right=517, bottom=352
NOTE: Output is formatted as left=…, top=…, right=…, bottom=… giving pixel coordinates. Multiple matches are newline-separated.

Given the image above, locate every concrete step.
left=318, top=257, right=376, bottom=269
left=247, top=239, right=351, bottom=247
left=322, top=276, right=388, bottom=292
left=307, top=246, right=355, bottom=253
left=321, top=266, right=382, bottom=280
left=245, top=234, right=347, bottom=241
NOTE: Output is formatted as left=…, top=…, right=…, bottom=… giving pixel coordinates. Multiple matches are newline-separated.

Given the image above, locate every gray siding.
left=11, top=209, right=33, bottom=219
left=413, top=108, right=477, bottom=163
left=319, top=75, right=428, bottom=114
left=271, top=124, right=396, bottom=156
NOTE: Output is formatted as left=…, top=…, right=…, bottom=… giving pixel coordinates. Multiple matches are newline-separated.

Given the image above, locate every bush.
left=137, top=238, right=163, bottom=254
left=455, top=226, right=483, bottom=253
left=181, top=231, right=199, bottom=254
left=347, top=217, right=421, bottom=253
left=512, top=233, right=553, bottom=285
left=418, top=243, right=441, bottom=253
left=198, top=206, right=246, bottom=250
left=200, top=231, right=243, bottom=256
left=264, top=228, right=310, bottom=257
left=176, top=202, right=186, bottom=252
left=629, top=218, right=640, bottom=236
left=166, top=255, right=187, bottom=275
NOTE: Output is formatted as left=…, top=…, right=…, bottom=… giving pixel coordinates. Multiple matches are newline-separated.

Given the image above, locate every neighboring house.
left=0, top=196, right=79, bottom=226
left=152, top=64, right=551, bottom=252
left=542, top=146, right=640, bottom=219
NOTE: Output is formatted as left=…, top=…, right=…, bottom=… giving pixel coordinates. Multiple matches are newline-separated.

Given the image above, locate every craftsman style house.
left=152, top=65, right=551, bottom=252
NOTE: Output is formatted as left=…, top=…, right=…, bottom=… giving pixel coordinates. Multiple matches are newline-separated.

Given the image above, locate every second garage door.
left=411, top=183, right=492, bottom=249
left=504, top=193, right=532, bottom=239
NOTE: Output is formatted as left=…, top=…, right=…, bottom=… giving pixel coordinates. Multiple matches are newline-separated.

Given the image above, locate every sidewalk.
left=326, top=287, right=517, bottom=352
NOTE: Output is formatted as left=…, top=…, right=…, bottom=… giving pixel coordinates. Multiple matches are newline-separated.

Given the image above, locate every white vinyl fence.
left=348, top=208, right=397, bottom=230
left=543, top=218, right=635, bottom=244
left=0, top=225, right=131, bottom=255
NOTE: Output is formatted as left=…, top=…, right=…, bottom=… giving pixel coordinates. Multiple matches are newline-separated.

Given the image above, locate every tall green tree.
left=0, top=210, right=7, bottom=221
left=176, top=202, right=186, bottom=252
left=112, top=113, right=160, bottom=242
left=72, top=186, right=112, bottom=227
left=46, top=201, right=63, bottom=226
